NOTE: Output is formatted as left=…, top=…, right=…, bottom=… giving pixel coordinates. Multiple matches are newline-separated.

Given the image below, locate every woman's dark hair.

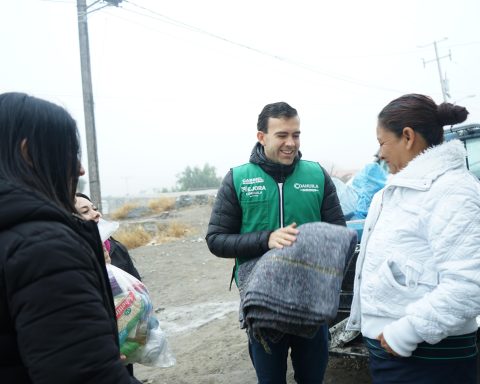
left=257, top=102, right=298, bottom=133
left=378, top=93, right=469, bottom=146
left=0, top=92, right=82, bottom=213
left=75, top=192, right=91, bottom=202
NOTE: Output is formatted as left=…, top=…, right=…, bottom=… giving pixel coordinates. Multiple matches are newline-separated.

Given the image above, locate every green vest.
left=232, top=160, right=325, bottom=265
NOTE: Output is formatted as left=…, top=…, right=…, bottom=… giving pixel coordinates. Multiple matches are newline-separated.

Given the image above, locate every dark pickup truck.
left=329, top=123, right=480, bottom=358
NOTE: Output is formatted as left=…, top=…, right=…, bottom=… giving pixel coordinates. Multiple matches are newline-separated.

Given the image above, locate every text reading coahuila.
left=294, top=183, right=319, bottom=189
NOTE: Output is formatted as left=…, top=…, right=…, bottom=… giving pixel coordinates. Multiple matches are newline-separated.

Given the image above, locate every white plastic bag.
left=106, top=264, right=175, bottom=367
left=97, top=218, right=119, bottom=242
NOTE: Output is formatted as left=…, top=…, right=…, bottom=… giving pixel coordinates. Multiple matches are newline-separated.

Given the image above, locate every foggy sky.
left=1, top=0, right=479, bottom=196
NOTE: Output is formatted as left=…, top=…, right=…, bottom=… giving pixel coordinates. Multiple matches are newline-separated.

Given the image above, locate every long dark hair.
left=378, top=93, right=469, bottom=146
left=0, top=92, right=82, bottom=212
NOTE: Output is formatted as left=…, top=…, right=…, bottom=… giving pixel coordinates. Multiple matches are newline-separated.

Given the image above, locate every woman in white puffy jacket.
left=347, top=93, right=480, bottom=383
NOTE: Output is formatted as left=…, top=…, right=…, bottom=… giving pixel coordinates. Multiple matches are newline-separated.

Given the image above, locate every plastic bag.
left=332, top=177, right=358, bottom=221
left=106, top=264, right=175, bottom=367
left=97, top=218, right=119, bottom=242
left=350, top=163, right=387, bottom=219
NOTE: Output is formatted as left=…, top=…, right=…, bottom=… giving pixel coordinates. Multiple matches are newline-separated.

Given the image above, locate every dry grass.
left=114, top=225, right=152, bottom=249
left=166, top=221, right=190, bottom=237
left=155, top=221, right=193, bottom=244
left=110, top=198, right=174, bottom=221
left=110, top=202, right=140, bottom=220
left=113, top=221, right=194, bottom=249
left=148, top=197, right=175, bottom=213
left=109, top=199, right=200, bottom=249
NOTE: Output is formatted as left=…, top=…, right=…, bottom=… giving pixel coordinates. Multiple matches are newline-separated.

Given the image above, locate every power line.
left=447, top=41, right=480, bottom=49
left=39, top=0, right=75, bottom=3
left=115, top=0, right=404, bottom=94
left=122, top=0, right=288, bottom=60
left=120, top=2, right=426, bottom=60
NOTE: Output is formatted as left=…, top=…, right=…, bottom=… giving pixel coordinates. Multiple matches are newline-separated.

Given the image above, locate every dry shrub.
left=148, top=197, right=175, bottom=213
left=114, top=225, right=152, bottom=249
left=110, top=202, right=139, bottom=220
left=166, top=221, right=190, bottom=237
left=155, top=221, right=193, bottom=243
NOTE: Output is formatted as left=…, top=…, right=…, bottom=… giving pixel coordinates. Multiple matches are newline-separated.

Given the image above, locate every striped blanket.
left=239, top=222, right=357, bottom=342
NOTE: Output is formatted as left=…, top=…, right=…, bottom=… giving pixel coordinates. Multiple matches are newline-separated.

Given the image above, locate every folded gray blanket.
left=239, top=222, right=357, bottom=343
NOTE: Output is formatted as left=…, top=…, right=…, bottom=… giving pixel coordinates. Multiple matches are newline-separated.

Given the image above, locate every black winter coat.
left=110, top=238, right=141, bottom=281
left=0, top=178, right=141, bottom=384
left=206, top=143, right=346, bottom=261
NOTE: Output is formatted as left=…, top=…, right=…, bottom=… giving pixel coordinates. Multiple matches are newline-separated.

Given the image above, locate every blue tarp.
left=350, top=163, right=387, bottom=219
left=333, top=162, right=387, bottom=221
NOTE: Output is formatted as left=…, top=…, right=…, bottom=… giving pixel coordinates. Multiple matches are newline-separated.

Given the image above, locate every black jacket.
left=0, top=178, right=141, bottom=384
left=110, top=238, right=141, bottom=281
left=206, top=143, right=346, bottom=261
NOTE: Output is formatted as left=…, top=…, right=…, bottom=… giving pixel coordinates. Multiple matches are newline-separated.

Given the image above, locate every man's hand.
left=377, top=332, right=399, bottom=356
left=268, top=223, right=299, bottom=249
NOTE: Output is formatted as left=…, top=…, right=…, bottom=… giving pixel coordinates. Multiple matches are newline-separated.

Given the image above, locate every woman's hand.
left=103, top=245, right=111, bottom=264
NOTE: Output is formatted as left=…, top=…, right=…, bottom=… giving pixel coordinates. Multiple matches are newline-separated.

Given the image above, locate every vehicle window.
left=465, top=137, right=480, bottom=179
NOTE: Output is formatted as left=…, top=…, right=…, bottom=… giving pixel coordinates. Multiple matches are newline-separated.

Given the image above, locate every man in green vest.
left=206, top=101, right=346, bottom=383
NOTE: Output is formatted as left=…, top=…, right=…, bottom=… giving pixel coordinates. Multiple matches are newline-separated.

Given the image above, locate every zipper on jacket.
left=278, top=182, right=284, bottom=227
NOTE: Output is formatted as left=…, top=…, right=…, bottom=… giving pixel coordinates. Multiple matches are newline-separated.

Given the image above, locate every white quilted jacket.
left=347, top=139, right=480, bottom=357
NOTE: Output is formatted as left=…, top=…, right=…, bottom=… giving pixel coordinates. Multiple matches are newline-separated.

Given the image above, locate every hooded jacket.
left=206, top=142, right=345, bottom=261
left=0, top=178, right=140, bottom=384
left=347, top=140, right=480, bottom=357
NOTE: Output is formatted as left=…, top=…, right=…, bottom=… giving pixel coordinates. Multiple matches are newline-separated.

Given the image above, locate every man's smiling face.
left=257, top=116, right=300, bottom=165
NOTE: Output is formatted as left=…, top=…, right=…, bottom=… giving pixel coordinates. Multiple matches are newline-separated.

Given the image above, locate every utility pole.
left=76, top=0, right=122, bottom=209
left=420, top=38, right=452, bottom=102
left=77, top=0, right=102, bottom=209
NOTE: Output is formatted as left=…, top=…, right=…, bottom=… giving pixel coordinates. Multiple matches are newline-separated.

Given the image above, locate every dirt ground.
left=128, top=204, right=371, bottom=384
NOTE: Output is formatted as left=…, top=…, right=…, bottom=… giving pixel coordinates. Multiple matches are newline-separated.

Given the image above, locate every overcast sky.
left=1, top=0, right=479, bottom=196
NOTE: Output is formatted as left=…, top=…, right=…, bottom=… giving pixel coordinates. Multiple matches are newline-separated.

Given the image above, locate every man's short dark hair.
left=257, top=102, right=298, bottom=133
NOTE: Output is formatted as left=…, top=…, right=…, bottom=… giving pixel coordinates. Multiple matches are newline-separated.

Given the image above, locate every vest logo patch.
left=242, top=177, right=264, bottom=185
left=294, top=183, right=319, bottom=192
left=241, top=185, right=266, bottom=196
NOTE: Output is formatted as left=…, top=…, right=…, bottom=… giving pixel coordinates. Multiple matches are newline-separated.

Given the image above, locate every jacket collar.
left=389, top=140, right=466, bottom=190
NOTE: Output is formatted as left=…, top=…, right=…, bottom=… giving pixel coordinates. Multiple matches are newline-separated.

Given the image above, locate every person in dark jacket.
left=75, top=192, right=141, bottom=378
left=75, top=192, right=141, bottom=280
left=206, top=101, right=346, bottom=384
left=0, top=92, right=141, bottom=384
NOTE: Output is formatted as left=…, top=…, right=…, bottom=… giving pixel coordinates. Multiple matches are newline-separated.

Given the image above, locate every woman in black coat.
left=0, top=92, right=141, bottom=384
left=75, top=192, right=142, bottom=377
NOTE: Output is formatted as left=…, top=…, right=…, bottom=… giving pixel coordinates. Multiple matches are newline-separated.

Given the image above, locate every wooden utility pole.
left=77, top=0, right=102, bottom=209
